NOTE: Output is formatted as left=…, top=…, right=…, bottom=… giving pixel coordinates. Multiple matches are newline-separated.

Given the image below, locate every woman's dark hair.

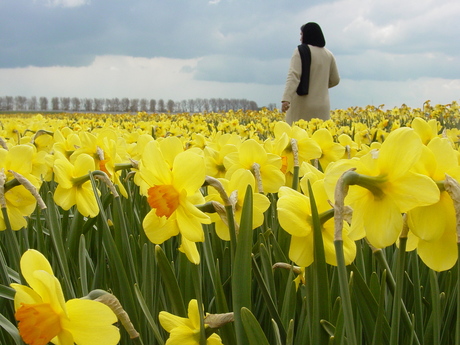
left=301, top=22, right=325, bottom=47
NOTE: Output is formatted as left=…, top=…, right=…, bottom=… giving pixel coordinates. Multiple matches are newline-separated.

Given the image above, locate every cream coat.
left=282, top=45, right=340, bottom=124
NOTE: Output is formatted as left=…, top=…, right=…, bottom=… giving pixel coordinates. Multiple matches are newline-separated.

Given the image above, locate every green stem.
left=191, top=263, right=206, bottom=345
left=389, top=236, right=408, bottom=344
left=334, top=239, right=357, bottom=345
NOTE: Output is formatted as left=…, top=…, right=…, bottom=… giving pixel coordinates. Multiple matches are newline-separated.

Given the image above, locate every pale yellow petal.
left=389, top=172, right=439, bottom=212
left=75, top=183, right=100, bottom=218
left=289, top=234, right=314, bottom=267
left=54, top=185, right=77, bottom=211
left=173, top=151, right=206, bottom=195
left=179, top=236, right=201, bottom=264
left=277, top=187, right=312, bottom=237
left=362, top=196, right=403, bottom=248
left=73, top=153, right=96, bottom=177
left=417, top=228, right=457, bottom=272
left=407, top=193, right=453, bottom=242
left=159, top=311, right=192, bottom=333
left=63, top=299, right=120, bottom=345
left=377, top=128, right=422, bottom=179
left=143, top=210, right=180, bottom=244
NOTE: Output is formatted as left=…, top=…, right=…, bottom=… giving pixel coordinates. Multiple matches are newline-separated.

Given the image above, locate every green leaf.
left=0, top=313, right=22, bottom=345
left=241, top=307, right=270, bottom=345
left=134, top=284, right=165, bottom=345
left=154, top=245, right=186, bottom=317
left=232, top=184, right=253, bottom=345
left=307, top=181, right=330, bottom=345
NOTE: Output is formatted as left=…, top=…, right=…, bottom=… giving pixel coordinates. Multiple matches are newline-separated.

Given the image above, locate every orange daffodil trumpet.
left=11, top=249, right=120, bottom=345
left=139, top=140, right=211, bottom=264
left=324, top=127, right=440, bottom=249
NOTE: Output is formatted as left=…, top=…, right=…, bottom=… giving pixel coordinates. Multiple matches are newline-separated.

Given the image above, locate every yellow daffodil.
left=11, top=249, right=120, bottom=345
left=324, top=127, right=440, bottom=249
left=277, top=181, right=356, bottom=267
left=411, top=117, right=439, bottom=145
left=407, top=137, right=460, bottom=271
left=53, top=152, right=100, bottom=218
left=311, top=128, right=345, bottom=171
left=205, top=168, right=270, bottom=241
left=139, top=141, right=211, bottom=264
left=0, top=145, right=41, bottom=231
left=224, top=139, right=285, bottom=193
left=159, top=299, right=223, bottom=345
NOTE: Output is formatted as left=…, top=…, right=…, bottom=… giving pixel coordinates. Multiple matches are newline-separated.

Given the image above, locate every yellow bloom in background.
left=277, top=182, right=356, bottom=267
left=324, top=127, right=440, bottom=249
left=0, top=145, right=41, bottom=230
left=159, top=299, right=223, bottom=345
left=11, top=249, right=120, bottom=345
left=53, top=152, right=100, bottom=218
left=205, top=169, right=270, bottom=241
left=411, top=117, right=439, bottom=145
left=140, top=141, right=211, bottom=264
left=224, top=139, right=285, bottom=193
left=311, top=128, right=345, bottom=171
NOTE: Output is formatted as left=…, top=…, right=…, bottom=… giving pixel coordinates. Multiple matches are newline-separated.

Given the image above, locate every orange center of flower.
left=99, top=159, right=112, bottom=178
left=147, top=185, right=180, bottom=218
left=15, top=303, right=62, bottom=345
left=281, top=156, right=288, bottom=174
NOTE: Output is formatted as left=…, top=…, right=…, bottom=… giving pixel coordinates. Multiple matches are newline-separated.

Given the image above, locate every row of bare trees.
left=0, top=96, right=260, bottom=113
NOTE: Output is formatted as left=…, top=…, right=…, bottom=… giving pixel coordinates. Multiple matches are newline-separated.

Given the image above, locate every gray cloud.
left=1, top=0, right=460, bottom=108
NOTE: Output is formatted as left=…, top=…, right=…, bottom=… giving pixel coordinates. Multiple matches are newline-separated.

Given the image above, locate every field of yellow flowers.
left=1, top=101, right=460, bottom=345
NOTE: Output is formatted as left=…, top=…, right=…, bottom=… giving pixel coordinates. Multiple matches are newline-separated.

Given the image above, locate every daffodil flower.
left=0, top=145, right=41, bottom=230
left=53, top=151, right=101, bottom=218
left=159, top=299, right=223, bottom=345
left=224, top=139, right=285, bottom=193
left=311, top=128, right=345, bottom=171
left=11, top=249, right=120, bottom=345
left=277, top=181, right=356, bottom=267
left=205, top=168, right=270, bottom=241
left=139, top=141, right=211, bottom=264
left=324, top=127, right=440, bottom=249
left=406, top=137, right=460, bottom=271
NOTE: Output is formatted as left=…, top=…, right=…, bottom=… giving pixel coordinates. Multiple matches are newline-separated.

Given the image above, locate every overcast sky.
left=1, top=0, right=459, bottom=109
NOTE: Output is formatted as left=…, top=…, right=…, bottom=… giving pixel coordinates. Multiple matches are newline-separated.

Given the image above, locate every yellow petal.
left=75, top=183, right=100, bottom=218
left=159, top=312, right=191, bottom=333
left=179, top=236, right=201, bottom=265
left=362, top=196, right=403, bottom=248
left=63, top=299, right=120, bottom=345
left=378, top=128, right=422, bottom=179
left=20, top=250, right=54, bottom=288
left=187, top=300, right=200, bottom=330
left=289, top=234, right=314, bottom=267
left=73, top=153, right=96, bottom=177
left=173, top=151, right=206, bottom=196
left=143, top=210, right=180, bottom=244
left=277, top=187, right=312, bottom=237
left=407, top=194, right=453, bottom=242
left=389, top=171, right=439, bottom=212
left=417, top=228, right=457, bottom=272
left=10, top=284, right=42, bottom=310
left=54, top=185, right=77, bottom=211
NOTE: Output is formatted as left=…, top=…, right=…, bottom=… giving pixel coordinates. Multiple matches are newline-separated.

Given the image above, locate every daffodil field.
left=1, top=101, right=460, bottom=345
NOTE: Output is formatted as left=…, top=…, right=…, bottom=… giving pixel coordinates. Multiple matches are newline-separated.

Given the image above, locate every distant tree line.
left=0, top=96, right=260, bottom=113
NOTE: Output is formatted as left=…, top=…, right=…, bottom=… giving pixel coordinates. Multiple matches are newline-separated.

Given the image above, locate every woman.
left=282, top=22, right=340, bottom=124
